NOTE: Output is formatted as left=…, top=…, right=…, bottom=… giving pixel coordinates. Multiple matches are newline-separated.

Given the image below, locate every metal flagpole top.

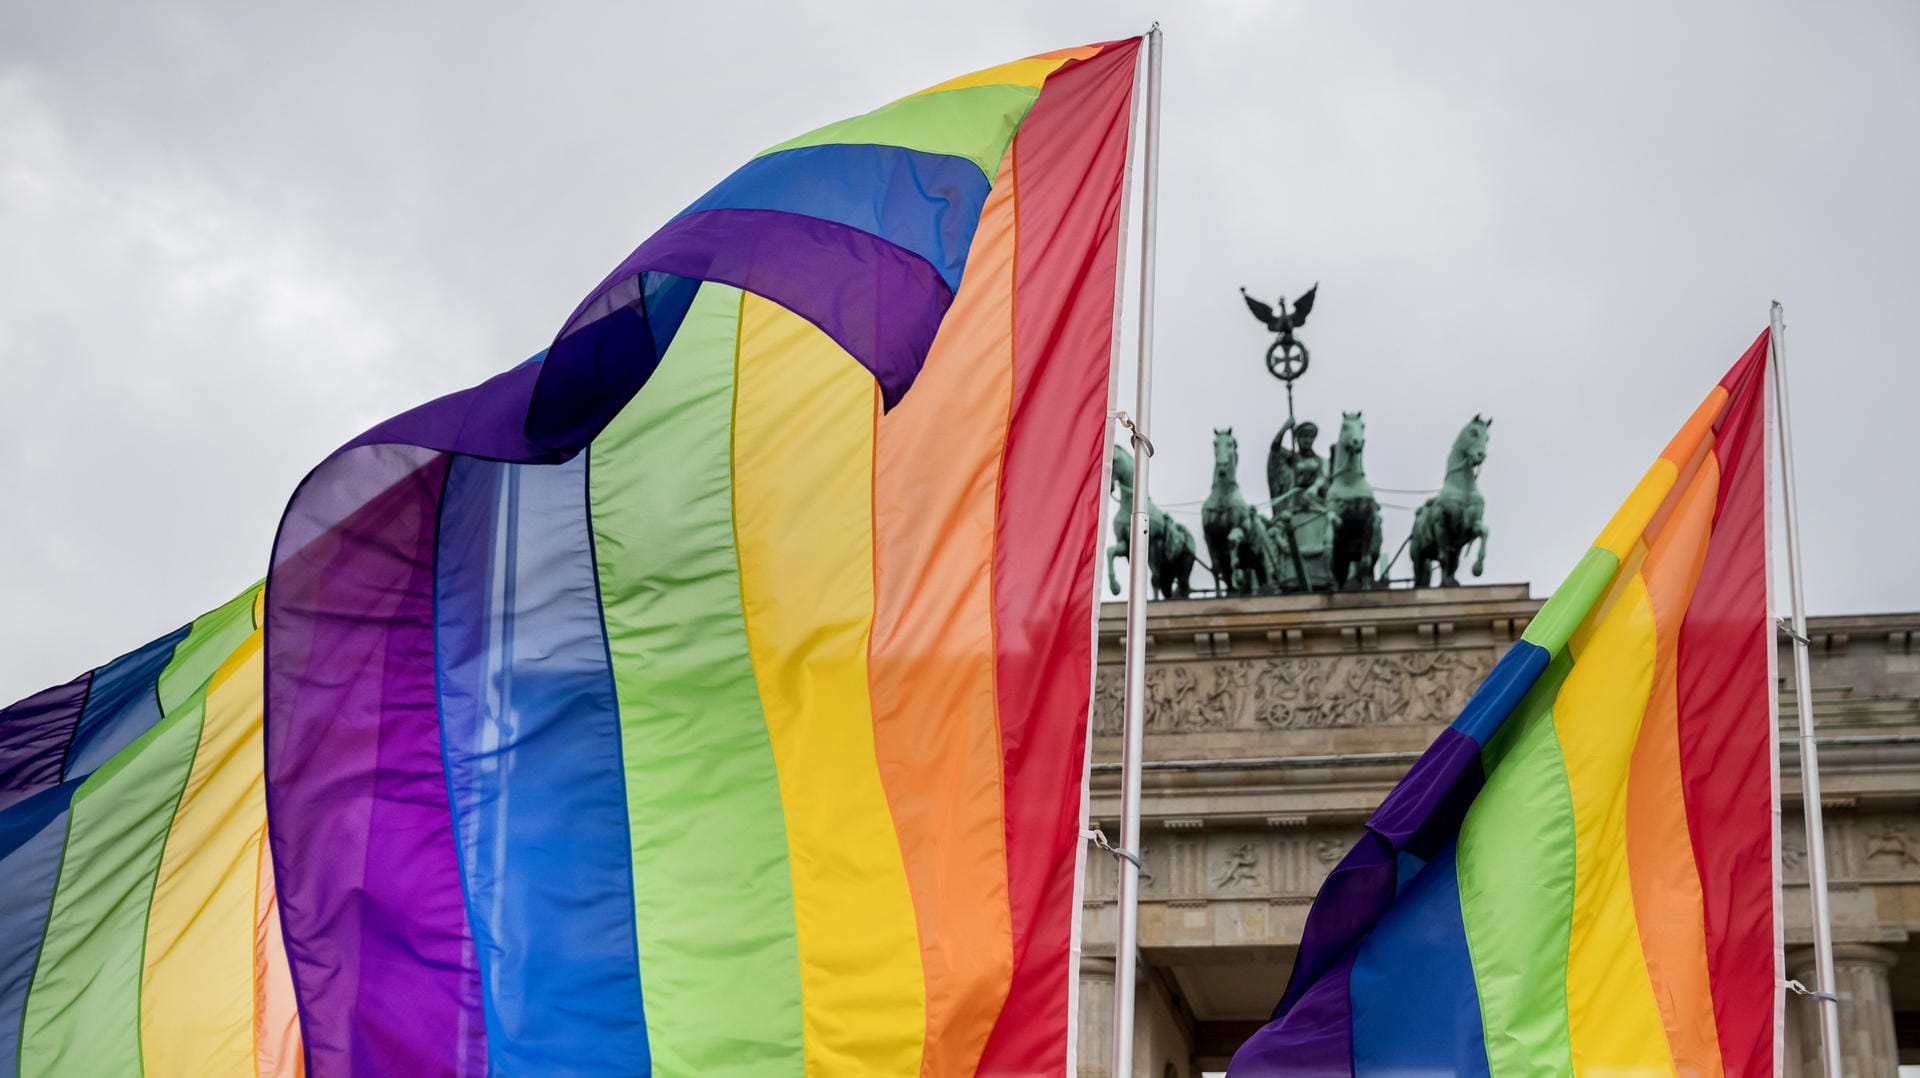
left=1110, top=24, right=1162, bottom=1078
left=1770, top=301, right=1844, bottom=1078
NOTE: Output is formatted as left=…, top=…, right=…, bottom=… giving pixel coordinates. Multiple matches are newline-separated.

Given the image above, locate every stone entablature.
left=1076, top=585, right=1920, bottom=1077
left=1091, top=585, right=1920, bottom=760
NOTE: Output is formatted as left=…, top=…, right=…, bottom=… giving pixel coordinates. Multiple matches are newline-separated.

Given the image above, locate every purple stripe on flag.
left=1276, top=830, right=1395, bottom=1022
left=546, top=208, right=951, bottom=412
left=0, top=673, right=89, bottom=812
left=343, top=359, right=561, bottom=465
left=1273, top=727, right=1485, bottom=1019
left=265, top=445, right=487, bottom=1078
left=1228, top=953, right=1356, bottom=1077
left=1366, top=726, right=1485, bottom=855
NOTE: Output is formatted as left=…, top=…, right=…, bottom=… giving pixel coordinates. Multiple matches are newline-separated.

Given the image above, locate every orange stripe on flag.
left=1627, top=449, right=1726, bottom=1076
left=253, top=830, right=303, bottom=1078
left=870, top=151, right=1020, bottom=1076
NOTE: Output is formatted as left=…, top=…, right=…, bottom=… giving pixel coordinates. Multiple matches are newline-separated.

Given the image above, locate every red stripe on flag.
left=1675, top=332, right=1774, bottom=1075
left=979, top=38, right=1138, bottom=1076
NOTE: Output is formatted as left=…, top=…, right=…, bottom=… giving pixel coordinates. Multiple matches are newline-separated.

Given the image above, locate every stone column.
left=1131, top=969, right=1194, bottom=1078
left=1788, top=944, right=1900, bottom=1078
left=1079, top=957, right=1117, bottom=1078
left=1832, top=944, right=1901, bottom=1077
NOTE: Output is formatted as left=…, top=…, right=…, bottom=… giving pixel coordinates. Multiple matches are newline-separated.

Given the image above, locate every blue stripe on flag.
left=1349, top=841, right=1492, bottom=1078
left=436, top=453, right=649, bottom=1075
left=63, top=626, right=188, bottom=778
left=678, top=142, right=990, bottom=292
left=1449, top=641, right=1550, bottom=746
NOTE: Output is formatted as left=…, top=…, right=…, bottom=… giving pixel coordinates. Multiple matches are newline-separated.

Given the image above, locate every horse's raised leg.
left=1203, top=527, right=1232, bottom=597
left=1171, top=529, right=1196, bottom=599
left=1472, top=522, right=1489, bottom=578
left=1409, top=505, right=1433, bottom=589
left=1107, top=542, right=1124, bottom=596
left=1339, top=510, right=1375, bottom=591
left=1366, top=507, right=1384, bottom=588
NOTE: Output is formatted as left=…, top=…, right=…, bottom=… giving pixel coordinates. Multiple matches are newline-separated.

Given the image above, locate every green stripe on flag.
left=1520, top=548, right=1619, bottom=653
left=588, top=282, right=805, bottom=1074
left=156, top=585, right=259, bottom=713
left=19, top=694, right=205, bottom=1077
left=759, top=84, right=1039, bottom=179
left=1457, top=648, right=1577, bottom=1075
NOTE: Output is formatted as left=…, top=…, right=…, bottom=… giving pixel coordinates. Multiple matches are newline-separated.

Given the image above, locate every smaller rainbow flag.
left=0, top=584, right=302, bottom=1077
left=1230, top=333, right=1780, bottom=1076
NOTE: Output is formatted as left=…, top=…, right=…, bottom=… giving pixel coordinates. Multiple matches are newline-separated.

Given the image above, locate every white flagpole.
left=1771, top=301, right=1843, bottom=1078
left=1112, top=23, right=1162, bottom=1078
left=1069, top=23, right=1149, bottom=1073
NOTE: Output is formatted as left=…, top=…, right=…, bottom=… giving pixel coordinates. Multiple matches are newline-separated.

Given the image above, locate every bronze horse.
left=1411, top=415, right=1492, bottom=587
left=1325, top=412, right=1383, bottom=590
left=1202, top=429, right=1283, bottom=595
left=1108, top=444, right=1197, bottom=599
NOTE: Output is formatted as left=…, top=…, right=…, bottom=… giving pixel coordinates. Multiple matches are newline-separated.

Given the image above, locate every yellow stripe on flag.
left=732, top=292, right=926, bottom=1075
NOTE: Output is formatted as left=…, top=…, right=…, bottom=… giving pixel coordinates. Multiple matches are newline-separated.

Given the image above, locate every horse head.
left=1212, top=427, right=1239, bottom=475
left=1111, top=442, right=1135, bottom=497
left=1452, top=414, right=1492, bottom=478
left=1337, top=411, right=1366, bottom=457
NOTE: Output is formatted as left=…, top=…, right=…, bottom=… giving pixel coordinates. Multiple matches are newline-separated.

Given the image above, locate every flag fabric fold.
left=0, top=38, right=1139, bottom=1077
left=1229, top=332, right=1779, bottom=1077
left=258, top=38, right=1139, bottom=1078
left=0, top=585, right=305, bottom=1078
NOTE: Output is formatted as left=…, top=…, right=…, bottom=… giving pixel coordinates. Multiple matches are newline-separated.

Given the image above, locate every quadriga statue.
left=1202, top=428, right=1284, bottom=596
left=1325, top=412, right=1383, bottom=590
left=1411, top=415, right=1492, bottom=587
left=1107, top=443, right=1197, bottom=600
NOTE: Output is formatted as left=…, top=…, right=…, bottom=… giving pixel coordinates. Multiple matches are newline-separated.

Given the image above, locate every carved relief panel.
left=1093, top=650, right=1492, bottom=735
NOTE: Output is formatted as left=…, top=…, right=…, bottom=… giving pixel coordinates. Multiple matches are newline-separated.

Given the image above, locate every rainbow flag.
left=255, top=38, right=1141, bottom=1078
left=0, top=38, right=1138, bottom=1077
left=0, top=585, right=303, bottom=1077
left=1229, top=334, right=1780, bottom=1076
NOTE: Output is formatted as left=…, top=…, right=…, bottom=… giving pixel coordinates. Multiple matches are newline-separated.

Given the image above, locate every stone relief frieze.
left=1212, top=843, right=1260, bottom=889
left=1084, top=828, right=1377, bottom=901
left=1085, top=809, right=1920, bottom=905
left=1092, top=650, right=1492, bottom=735
left=1781, top=837, right=1806, bottom=876
left=1252, top=650, right=1487, bottom=730
left=1863, top=824, right=1920, bottom=870
left=1093, top=668, right=1124, bottom=736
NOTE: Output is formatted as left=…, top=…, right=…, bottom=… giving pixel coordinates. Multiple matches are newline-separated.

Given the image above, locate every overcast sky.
left=3, top=1, right=1915, bottom=702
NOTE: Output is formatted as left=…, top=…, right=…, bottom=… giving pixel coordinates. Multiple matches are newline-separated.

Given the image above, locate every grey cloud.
left=2, top=1, right=1915, bottom=701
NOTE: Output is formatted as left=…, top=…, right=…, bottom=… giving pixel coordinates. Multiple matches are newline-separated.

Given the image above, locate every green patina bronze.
left=1325, top=411, right=1384, bottom=590
left=1203, top=429, right=1285, bottom=596
left=1410, top=415, right=1492, bottom=587
left=1249, top=283, right=1345, bottom=595
left=1266, top=415, right=1325, bottom=518
left=1108, top=443, right=1197, bottom=600
left=1109, top=283, right=1493, bottom=600
left=1265, top=417, right=1329, bottom=593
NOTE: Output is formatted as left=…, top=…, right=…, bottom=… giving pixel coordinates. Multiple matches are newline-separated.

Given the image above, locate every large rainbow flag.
left=0, top=38, right=1141, bottom=1077
left=1229, top=334, right=1780, bottom=1075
